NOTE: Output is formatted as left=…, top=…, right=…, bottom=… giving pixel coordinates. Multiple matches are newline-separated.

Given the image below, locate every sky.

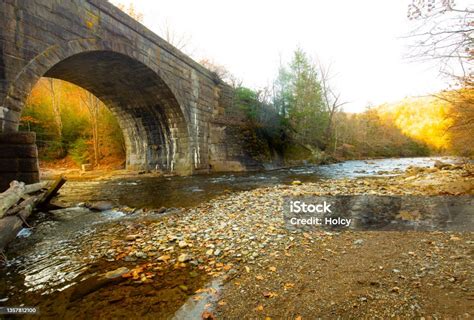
left=109, top=0, right=457, bottom=113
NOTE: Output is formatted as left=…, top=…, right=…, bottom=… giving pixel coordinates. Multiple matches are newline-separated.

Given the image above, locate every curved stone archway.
left=43, top=50, right=192, bottom=173
left=0, top=0, right=252, bottom=191
left=3, top=40, right=193, bottom=174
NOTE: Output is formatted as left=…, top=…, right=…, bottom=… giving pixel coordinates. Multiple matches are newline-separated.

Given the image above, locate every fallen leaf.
left=201, top=311, right=215, bottom=319
left=284, top=282, right=295, bottom=290
left=263, top=291, right=278, bottom=298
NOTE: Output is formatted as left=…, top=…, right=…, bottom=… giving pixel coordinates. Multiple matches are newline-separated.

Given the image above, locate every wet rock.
left=124, top=255, right=137, bottom=262
left=89, top=201, right=114, bottom=211
left=406, top=166, right=425, bottom=174
left=104, top=267, right=130, bottom=279
left=135, top=252, right=148, bottom=259
left=434, top=160, right=451, bottom=170
left=157, top=207, right=167, bottom=214
left=70, top=275, right=124, bottom=302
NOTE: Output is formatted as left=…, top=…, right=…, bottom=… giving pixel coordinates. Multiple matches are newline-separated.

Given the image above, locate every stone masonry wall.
left=0, top=0, right=256, bottom=190
left=0, top=132, right=40, bottom=191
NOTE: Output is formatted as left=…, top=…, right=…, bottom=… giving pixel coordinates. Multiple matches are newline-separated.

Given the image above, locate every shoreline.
left=3, top=161, right=473, bottom=319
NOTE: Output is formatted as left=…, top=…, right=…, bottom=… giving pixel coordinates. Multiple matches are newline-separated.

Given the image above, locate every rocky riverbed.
left=1, top=160, right=473, bottom=319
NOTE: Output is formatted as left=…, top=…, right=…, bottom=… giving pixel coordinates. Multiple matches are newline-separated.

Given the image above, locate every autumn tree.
left=407, top=0, right=473, bottom=81
left=407, top=1, right=473, bottom=157
left=116, top=3, right=143, bottom=22
left=47, top=78, right=64, bottom=157
left=80, top=91, right=101, bottom=167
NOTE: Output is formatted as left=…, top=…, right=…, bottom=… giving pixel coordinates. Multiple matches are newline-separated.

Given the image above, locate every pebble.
left=178, top=254, right=191, bottom=262
left=126, top=235, right=140, bottom=241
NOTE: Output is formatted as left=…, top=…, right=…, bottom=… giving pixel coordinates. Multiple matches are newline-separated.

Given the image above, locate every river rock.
left=178, top=253, right=191, bottom=262
left=104, top=267, right=130, bottom=279
left=126, top=234, right=140, bottom=241
left=89, top=201, right=114, bottom=211
left=434, top=160, right=451, bottom=170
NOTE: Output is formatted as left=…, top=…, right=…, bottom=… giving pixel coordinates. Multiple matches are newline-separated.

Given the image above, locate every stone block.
left=0, top=131, right=36, bottom=144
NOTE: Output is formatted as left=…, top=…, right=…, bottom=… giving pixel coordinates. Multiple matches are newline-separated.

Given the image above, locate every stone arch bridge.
left=0, top=0, right=255, bottom=190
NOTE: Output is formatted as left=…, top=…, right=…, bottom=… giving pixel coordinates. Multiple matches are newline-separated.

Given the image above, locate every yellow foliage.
left=377, top=96, right=453, bottom=151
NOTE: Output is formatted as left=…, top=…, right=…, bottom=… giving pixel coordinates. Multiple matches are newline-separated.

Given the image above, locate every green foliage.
left=60, top=102, right=90, bottom=151
left=234, top=87, right=260, bottom=120
left=69, top=138, right=90, bottom=165
left=274, top=48, right=329, bottom=148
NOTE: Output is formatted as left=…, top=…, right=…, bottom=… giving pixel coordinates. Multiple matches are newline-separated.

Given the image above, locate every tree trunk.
left=0, top=196, right=38, bottom=252
left=0, top=181, right=49, bottom=218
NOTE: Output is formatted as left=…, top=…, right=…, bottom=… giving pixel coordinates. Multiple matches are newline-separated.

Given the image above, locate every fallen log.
left=0, top=181, right=49, bottom=219
left=0, top=195, right=40, bottom=253
left=24, top=181, right=49, bottom=194
left=0, top=176, right=66, bottom=255
left=38, top=176, right=67, bottom=209
left=0, top=181, right=26, bottom=219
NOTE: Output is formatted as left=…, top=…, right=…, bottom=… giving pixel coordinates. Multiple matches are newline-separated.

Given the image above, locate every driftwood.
left=0, top=196, right=40, bottom=252
left=0, top=181, right=26, bottom=219
left=38, top=176, right=66, bottom=209
left=0, top=176, right=66, bottom=254
left=0, top=181, right=49, bottom=218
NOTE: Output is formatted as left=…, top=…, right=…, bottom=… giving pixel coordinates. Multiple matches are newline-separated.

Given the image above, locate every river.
left=0, top=156, right=460, bottom=312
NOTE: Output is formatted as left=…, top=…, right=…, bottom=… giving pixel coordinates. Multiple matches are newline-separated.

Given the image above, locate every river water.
left=56, top=157, right=454, bottom=208
left=0, top=157, right=459, bottom=306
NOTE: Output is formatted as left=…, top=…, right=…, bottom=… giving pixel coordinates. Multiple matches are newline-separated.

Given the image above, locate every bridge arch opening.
left=20, top=50, right=192, bottom=174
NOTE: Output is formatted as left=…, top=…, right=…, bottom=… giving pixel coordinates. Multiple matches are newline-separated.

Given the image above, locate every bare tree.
left=115, top=3, right=144, bottom=22
left=407, top=0, right=473, bottom=81
left=199, top=58, right=242, bottom=87
left=318, top=63, right=348, bottom=151
left=81, top=91, right=101, bottom=167
left=47, top=78, right=64, bottom=156
left=158, top=19, right=192, bottom=53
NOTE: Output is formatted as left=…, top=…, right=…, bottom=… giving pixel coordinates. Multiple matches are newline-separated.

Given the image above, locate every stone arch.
left=2, top=39, right=193, bottom=174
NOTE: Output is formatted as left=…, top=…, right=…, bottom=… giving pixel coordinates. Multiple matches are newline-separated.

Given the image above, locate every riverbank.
left=2, top=160, right=473, bottom=319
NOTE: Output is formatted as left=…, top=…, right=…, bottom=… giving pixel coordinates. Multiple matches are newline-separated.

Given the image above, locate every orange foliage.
left=377, top=96, right=453, bottom=151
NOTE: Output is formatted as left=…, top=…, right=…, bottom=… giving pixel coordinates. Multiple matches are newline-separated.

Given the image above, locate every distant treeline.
left=21, top=50, right=472, bottom=169
left=230, top=49, right=473, bottom=162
